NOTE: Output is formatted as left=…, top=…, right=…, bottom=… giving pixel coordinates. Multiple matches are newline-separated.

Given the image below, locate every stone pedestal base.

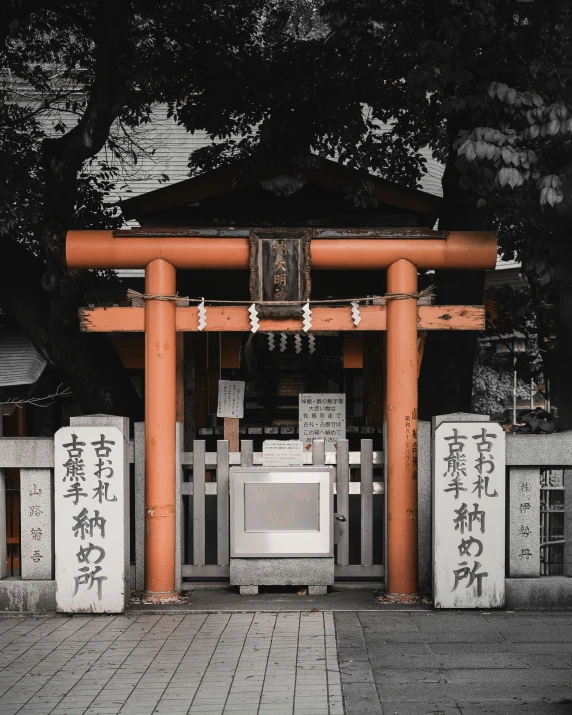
left=308, top=585, right=327, bottom=595
left=231, top=557, right=334, bottom=595
left=240, top=585, right=259, bottom=595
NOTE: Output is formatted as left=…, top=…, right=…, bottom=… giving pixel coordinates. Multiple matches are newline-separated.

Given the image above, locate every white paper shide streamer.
left=280, top=332, right=288, bottom=352
left=267, top=332, right=275, bottom=351
left=302, top=302, right=312, bottom=332
left=294, top=334, right=302, bottom=354
left=248, top=303, right=260, bottom=333
left=351, top=301, right=362, bottom=327
left=308, top=334, right=316, bottom=354
left=197, top=298, right=207, bottom=331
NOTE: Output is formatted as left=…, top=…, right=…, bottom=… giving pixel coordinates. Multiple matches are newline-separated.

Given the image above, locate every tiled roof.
left=0, top=332, right=46, bottom=387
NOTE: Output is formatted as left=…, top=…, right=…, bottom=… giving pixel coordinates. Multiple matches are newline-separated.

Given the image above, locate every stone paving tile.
left=0, top=612, right=342, bottom=714
left=336, top=610, right=572, bottom=715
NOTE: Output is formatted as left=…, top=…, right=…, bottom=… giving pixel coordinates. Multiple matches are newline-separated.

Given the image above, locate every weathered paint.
left=67, top=230, right=496, bottom=270
left=144, top=259, right=178, bottom=600
left=386, top=259, right=419, bottom=595
left=80, top=304, right=485, bottom=333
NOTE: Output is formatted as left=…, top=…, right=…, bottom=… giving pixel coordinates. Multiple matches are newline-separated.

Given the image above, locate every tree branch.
left=0, top=384, right=72, bottom=408
left=40, top=0, right=133, bottom=261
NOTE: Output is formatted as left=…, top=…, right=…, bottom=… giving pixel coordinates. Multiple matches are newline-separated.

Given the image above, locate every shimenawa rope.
left=127, top=286, right=435, bottom=305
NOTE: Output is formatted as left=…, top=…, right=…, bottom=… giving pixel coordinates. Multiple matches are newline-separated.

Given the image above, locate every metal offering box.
left=230, top=467, right=334, bottom=558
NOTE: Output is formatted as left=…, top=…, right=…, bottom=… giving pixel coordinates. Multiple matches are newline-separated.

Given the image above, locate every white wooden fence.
left=1, top=418, right=570, bottom=601
left=132, top=424, right=385, bottom=591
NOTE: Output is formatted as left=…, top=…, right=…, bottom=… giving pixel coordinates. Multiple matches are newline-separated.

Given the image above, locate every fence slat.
left=181, top=481, right=384, bottom=496
left=192, top=440, right=206, bottom=566
left=336, top=440, right=350, bottom=566
left=313, top=439, right=325, bottom=466
left=175, top=423, right=183, bottom=592
left=217, top=441, right=230, bottom=566
left=134, top=422, right=145, bottom=592
left=241, top=440, right=254, bottom=466
left=181, top=450, right=384, bottom=466
left=360, top=440, right=374, bottom=566
left=565, top=469, right=572, bottom=577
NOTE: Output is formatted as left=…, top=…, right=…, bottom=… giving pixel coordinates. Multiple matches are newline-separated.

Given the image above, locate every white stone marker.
left=55, top=426, right=127, bottom=613
left=20, top=469, right=53, bottom=580
left=433, top=421, right=506, bottom=609
left=508, top=468, right=540, bottom=577
left=299, top=393, right=346, bottom=452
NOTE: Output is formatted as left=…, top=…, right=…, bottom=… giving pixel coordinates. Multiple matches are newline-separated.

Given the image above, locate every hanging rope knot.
left=384, top=285, right=435, bottom=303
left=127, top=289, right=182, bottom=303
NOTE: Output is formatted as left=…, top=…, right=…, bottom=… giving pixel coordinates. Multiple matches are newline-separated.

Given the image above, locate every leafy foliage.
left=509, top=408, right=556, bottom=434
left=2, top=0, right=572, bottom=421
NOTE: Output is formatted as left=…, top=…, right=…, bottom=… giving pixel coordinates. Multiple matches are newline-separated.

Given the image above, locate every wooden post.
left=0, top=412, right=6, bottom=580
left=176, top=332, right=185, bottom=424
left=386, top=259, right=419, bottom=595
left=144, top=259, right=178, bottom=600
left=224, top=418, right=240, bottom=452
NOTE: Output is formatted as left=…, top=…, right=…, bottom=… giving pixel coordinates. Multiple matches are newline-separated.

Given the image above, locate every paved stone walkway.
left=1, top=608, right=572, bottom=715
left=335, top=610, right=572, bottom=715
left=0, top=612, right=342, bottom=715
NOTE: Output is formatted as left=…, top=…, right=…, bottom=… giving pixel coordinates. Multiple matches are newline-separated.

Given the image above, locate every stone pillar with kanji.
left=54, top=415, right=130, bottom=613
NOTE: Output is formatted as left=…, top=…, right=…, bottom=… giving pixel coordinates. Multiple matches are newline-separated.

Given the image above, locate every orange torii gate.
left=67, top=228, right=496, bottom=601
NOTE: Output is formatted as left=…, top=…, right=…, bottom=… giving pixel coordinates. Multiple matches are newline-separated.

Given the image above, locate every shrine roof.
left=120, top=154, right=441, bottom=228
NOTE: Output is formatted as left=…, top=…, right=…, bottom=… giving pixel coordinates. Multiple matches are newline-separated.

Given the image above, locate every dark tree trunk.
left=0, top=0, right=145, bottom=422
left=418, top=138, right=492, bottom=420
left=0, top=238, right=143, bottom=419
left=544, top=235, right=572, bottom=430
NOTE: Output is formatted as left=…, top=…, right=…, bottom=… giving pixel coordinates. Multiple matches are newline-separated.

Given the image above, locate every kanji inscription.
left=217, top=380, right=245, bottom=419
left=299, top=393, right=346, bottom=452
left=433, top=421, right=505, bottom=608
left=55, top=426, right=126, bottom=613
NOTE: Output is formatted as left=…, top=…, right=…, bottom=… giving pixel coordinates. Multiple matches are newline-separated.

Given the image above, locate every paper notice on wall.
left=299, top=393, right=346, bottom=452
left=262, top=440, right=304, bottom=467
left=217, top=380, right=245, bottom=419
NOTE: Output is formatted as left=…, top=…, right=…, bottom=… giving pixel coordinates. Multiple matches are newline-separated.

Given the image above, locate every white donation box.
left=229, top=467, right=335, bottom=594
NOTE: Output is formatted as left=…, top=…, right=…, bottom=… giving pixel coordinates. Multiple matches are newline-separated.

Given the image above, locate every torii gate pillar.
left=144, top=259, right=177, bottom=599
left=386, top=259, right=418, bottom=594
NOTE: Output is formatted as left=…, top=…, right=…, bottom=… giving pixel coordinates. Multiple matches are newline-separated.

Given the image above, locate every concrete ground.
left=335, top=609, right=572, bottom=715
left=0, top=588, right=570, bottom=715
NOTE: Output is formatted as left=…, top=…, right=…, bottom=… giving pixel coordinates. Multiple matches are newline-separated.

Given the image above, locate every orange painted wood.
left=111, top=335, right=145, bottom=368
left=343, top=335, right=363, bottom=368
left=386, top=259, right=418, bottom=595
left=144, top=259, right=177, bottom=598
left=221, top=335, right=241, bottom=368
left=67, top=230, right=497, bottom=270
left=417, top=331, right=428, bottom=378
left=80, top=304, right=485, bottom=333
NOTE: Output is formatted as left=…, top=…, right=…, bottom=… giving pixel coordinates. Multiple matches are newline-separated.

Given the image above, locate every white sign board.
left=433, top=421, right=505, bottom=609
left=262, top=440, right=304, bottom=467
left=217, top=380, right=245, bottom=419
left=55, top=427, right=127, bottom=613
left=299, top=393, right=346, bottom=451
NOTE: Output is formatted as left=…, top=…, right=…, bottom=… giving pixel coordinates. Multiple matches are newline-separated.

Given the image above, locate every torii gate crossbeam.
left=67, top=228, right=496, bottom=601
